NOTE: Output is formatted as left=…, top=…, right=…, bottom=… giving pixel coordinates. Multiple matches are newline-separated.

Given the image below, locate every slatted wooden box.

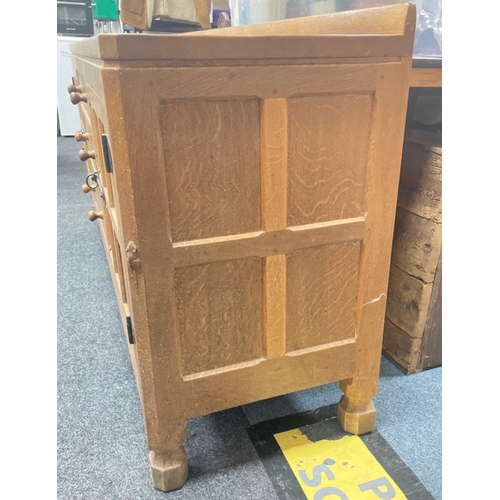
left=383, top=129, right=442, bottom=374
left=68, top=4, right=415, bottom=491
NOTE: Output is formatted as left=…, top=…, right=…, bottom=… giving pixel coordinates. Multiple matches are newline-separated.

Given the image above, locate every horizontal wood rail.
left=172, top=216, right=365, bottom=268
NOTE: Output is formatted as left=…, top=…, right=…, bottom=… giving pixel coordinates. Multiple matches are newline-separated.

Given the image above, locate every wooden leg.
left=149, top=445, right=188, bottom=492
left=338, top=379, right=376, bottom=435
left=148, top=418, right=188, bottom=492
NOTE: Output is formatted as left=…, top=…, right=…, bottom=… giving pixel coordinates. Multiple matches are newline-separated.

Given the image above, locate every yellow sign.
left=274, top=428, right=407, bottom=500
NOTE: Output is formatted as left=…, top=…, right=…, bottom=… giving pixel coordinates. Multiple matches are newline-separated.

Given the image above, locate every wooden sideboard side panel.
left=103, top=59, right=413, bottom=414
left=287, top=242, right=361, bottom=352
left=175, top=257, right=264, bottom=376
left=161, top=99, right=261, bottom=242
left=287, top=94, right=372, bottom=226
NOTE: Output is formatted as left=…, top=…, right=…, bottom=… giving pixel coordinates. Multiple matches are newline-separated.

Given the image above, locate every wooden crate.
left=68, top=3, right=415, bottom=491
left=383, top=129, right=442, bottom=374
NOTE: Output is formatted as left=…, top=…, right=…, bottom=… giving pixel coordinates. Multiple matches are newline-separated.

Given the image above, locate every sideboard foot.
left=338, top=395, right=376, bottom=435
left=149, top=448, right=188, bottom=492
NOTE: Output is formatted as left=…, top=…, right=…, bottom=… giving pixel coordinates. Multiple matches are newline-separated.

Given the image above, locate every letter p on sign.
left=359, top=477, right=396, bottom=499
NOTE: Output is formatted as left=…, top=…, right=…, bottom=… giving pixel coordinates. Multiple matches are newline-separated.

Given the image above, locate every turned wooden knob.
left=82, top=184, right=94, bottom=193
left=70, top=92, right=87, bottom=105
left=67, top=84, right=82, bottom=94
left=88, top=210, right=103, bottom=221
left=78, top=149, right=95, bottom=161
left=74, top=132, right=89, bottom=142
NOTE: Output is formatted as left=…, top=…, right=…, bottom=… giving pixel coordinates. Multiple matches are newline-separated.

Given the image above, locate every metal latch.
left=85, top=172, right=106, bottom=204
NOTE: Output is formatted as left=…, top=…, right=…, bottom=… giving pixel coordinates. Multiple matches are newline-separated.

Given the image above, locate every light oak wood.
left=88, top=210, right=103, bottom=221
left=69, top=3, right=415, bottom=491
left=67, top=84, right=82, bottom=94
left=261, top=98, right=288, bottom=359
left=74, top=131, right=89, bottom=142
left=410, top=67, right=442, bottom=87
left=78, top=149, right=96, bottom=162
left=70, top=92, right=87, bottom=104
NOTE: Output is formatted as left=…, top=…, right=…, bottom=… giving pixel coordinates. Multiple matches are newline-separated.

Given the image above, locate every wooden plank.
left=382, top=318, right=423, bottom=374
left=182, top=340, right=357, bottom=418
left=391, top=208, right=442, bottom=283
left=261, top=98, right=288, bottom=360
left=261, top=99, right=287, bottom=232
left=410, top=68, right=442, bottom=87
left=385, top=264, right=433, bottom=339
left=172, top=217, right=366, bottom=267
left=420, top=251, right=442, bottom=370
left=398, top=132, right=442, bottom=222
left=71, top=34, right=413, bottom=62
left=155, top=64, right=378, bottom=100
left=263, top=255, right=287, bottom=359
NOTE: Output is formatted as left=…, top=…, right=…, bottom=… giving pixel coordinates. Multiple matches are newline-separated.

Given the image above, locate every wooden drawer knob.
left=67, top=84, right=82, bottom=94
left=82, top=184, right=94, bottom=193
left=74, top=132, right=89, bottom=142
left=88, top=210, right=103, bottom=221
left=70, top=92, right=87, bottom=105
left=78, top=149, right=95, bottom=161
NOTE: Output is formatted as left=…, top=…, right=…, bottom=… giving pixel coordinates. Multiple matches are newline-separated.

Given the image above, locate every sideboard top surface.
left=69, top=3, right=415, bottom=63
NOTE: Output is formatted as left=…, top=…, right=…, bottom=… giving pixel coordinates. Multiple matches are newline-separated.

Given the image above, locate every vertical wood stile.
left=261, top=98, right=288, bottom=359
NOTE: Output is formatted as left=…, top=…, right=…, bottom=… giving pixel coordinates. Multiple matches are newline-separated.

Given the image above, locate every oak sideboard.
left=68, top=3, right=415, bottom=491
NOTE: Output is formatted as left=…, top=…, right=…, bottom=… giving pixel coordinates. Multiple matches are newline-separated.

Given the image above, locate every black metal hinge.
left=126, top=315, right=135, bottom=345
left=101, top=134, right=113, bottom=174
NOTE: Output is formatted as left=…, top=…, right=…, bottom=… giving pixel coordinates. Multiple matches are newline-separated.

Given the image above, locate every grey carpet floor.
left=57, top=137, right=442, bottom=499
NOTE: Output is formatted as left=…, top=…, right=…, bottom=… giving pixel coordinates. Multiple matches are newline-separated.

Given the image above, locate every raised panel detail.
left=287, top=95, right=372, bottom=226
left=175, top=258, right=263, bottom=376
left=286, top=242, right=361, bottom=352
left=161, top=99, right=261, bottom=242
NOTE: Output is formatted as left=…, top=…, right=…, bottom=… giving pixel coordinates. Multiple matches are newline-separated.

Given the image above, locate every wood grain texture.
left=161, top=99, right=261, bottom=242
left=186, top=3, right=412, bottom=37
left=182, top=339, right=356, bottom=418
left=382, top=318, right=422, bottom=374
left=261, top=98, right=287, bottom=232
left=172, top=217, right=365, bottom=267
left=261, top=98, right=288, bottom=359
left=72, top=3, right=416, bottom=62
left=155, top=65, right=378, bottom=100
left=391, top=208, right=442, bottom=283
left=287, top=242, right=361, bottom=352
left=409, top=68, right=442, bottom=88
left=263, top=254, right=287, bottom=359
left=398, top=132, right=442, bottom=222
left=175, top=258, right=263, bottom=375
left=340, top=58, right=413, bottom=410
left=420, top=251, right=442, bottom=370
left=287, top=94, right=372, bottom=226
left=70, top=34, right=413, bottom=62
left=385, top=263, right=433, bottom=339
